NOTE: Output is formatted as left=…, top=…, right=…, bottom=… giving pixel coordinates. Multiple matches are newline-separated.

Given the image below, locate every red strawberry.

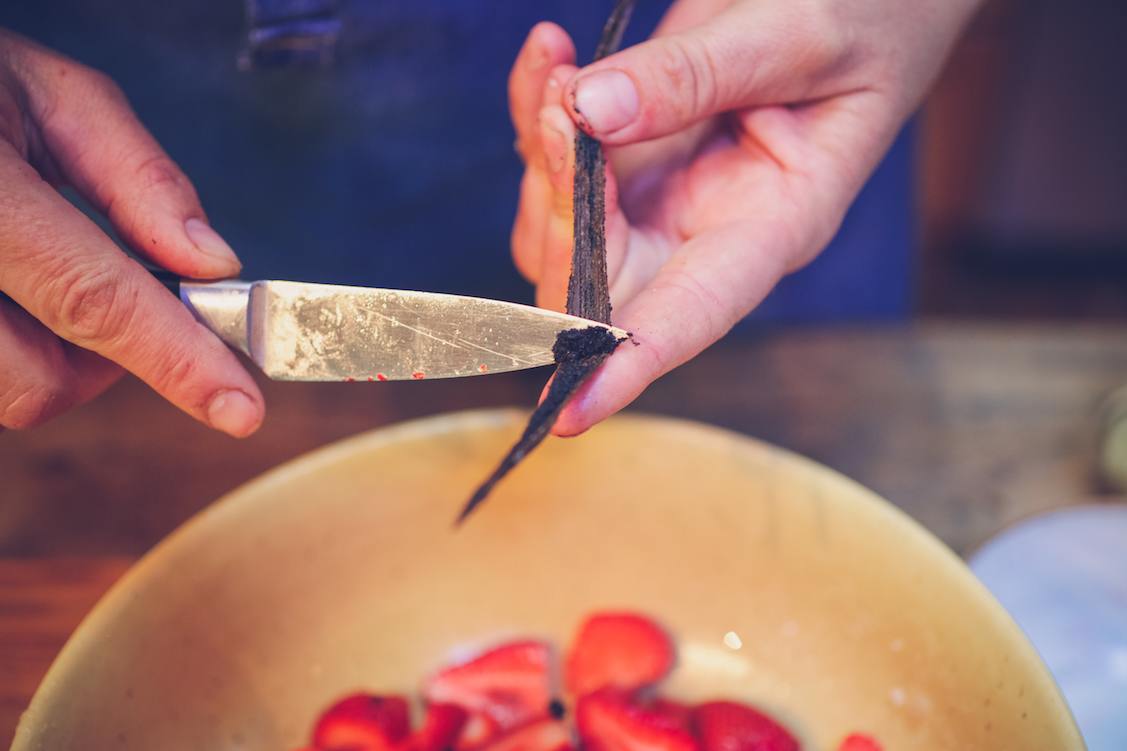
left=399, top=704, right=469, bottom=751
left=455, top=713, right=502, bottom=751
left=577, top=690, right=698, bottom=751
left=566, top=613, right=674, bottom=696
left=479, top=719, right=573, bottom=751
left=838, top=734, right=882, bottom=751
left=457, top=713, right=503, bottom=751
left=648, top=698, right=692, bottom=732
left=425, top=641, right=553, bottom=732
left=691, top=701, right=798, bottom=751
left=313, top=694, right=411, bottom=751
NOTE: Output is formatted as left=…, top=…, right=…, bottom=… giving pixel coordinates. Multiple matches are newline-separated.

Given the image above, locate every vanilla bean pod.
left=457, top=0, right=637, bottom=525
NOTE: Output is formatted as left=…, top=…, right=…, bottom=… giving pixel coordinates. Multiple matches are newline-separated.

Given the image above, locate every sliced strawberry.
left=425, top=640, right=553, bottom=732
left=455, top=713, right=502, bottom=751
left=313, top=694, right=411, bottom=751
left=480, top=719, right=573, bottom=751
left=398, top=704, right=469, bottom=751
left=577, top=690, right=698, bottom=751
left=691, top=701, right=798, bottom=751
left=566, top=613, right=674, bottom=696
left=648, top=698, right=692, bottom=732
left=837, top=734, right=883, bottom=751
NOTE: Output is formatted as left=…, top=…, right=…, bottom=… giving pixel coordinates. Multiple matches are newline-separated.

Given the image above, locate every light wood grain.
left=0, top=557, right=132, bottom=746
left=3, top=324, right=1127, bottom=557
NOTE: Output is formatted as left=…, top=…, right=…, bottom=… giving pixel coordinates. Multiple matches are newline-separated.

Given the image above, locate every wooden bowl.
left=13, top=410, right=1082, bottom=750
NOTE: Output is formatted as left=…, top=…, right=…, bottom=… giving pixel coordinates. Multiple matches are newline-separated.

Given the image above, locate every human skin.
left=508, top=0, right=983, bottom=436
left=0, top=29, right=262, bottom=435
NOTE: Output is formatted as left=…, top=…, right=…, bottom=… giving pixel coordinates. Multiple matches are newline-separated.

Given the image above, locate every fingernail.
left=572, top=69, right=639, bottom=134
left=539, top=109, right=569, bottom=174
left=206, top=389, right=261, bottom=437
left=185, top=218, right=240, bottom=272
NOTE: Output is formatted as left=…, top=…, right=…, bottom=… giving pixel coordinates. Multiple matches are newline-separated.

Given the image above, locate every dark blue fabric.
left=1, top=0, right=913, bottom=325
left=753, top=122, right=915, bottom=324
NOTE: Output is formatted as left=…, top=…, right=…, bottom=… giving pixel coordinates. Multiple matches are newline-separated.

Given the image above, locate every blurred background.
left=0, top=0, right=1125, bottom=553
left=920, top=0, right=1127, bottom=320
left=2, top=1, right=1127, bottom=741
left=2, top=0, right=916, bottom=321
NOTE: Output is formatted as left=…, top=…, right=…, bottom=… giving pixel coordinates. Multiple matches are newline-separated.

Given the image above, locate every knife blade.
left=177, top=279, right=629, bottom=382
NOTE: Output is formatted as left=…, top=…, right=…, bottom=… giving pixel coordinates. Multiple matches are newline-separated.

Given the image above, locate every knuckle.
left=79, top=66, right=125, bottom=102
left=781, top=1, right=852, bottom=79
left=655, top=35, right=719, bottom=121
left=131, top=153, right=186, bottom=193
left=102, top=152, right=195, bottom=238
left=0, top=381, right=72, bottom=430
left=49, top=263, right=139, bottom=346
left=146, top=341, right=200, bottom=397
left=661, top=266, right=729, bottom=343
left=638, top=333, right=671, bottom=379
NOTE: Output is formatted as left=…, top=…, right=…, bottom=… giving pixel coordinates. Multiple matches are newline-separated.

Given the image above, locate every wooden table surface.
left=3, top=323, right=1127, bottom=744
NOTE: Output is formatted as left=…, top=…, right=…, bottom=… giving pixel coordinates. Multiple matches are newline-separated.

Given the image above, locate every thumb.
left=564, top=2, right=844, bottom=145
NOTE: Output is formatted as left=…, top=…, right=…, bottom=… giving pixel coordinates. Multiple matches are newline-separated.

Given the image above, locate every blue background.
left=0, top=0, right=914, bottom=325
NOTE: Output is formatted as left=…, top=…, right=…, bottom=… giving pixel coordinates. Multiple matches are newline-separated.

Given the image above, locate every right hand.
left=0, top=29, right=263, bottom=435
left=508, top=0, right=980, bottom=436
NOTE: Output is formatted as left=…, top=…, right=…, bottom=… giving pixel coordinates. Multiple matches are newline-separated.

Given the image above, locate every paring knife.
left=164, top=278, right=629, bottom=382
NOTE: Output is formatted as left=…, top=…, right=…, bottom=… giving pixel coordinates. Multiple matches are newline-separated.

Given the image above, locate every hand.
left=509, top=0, right=981, bottom=435
left=0, top=30, right=263, bottom=435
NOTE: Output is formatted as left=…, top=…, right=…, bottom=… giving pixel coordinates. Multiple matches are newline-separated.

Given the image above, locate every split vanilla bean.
left=456, top=0, right=637, bottom=525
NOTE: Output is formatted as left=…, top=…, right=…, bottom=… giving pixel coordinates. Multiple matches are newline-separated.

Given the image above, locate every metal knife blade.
left=179, top=280, right=629, bottom=382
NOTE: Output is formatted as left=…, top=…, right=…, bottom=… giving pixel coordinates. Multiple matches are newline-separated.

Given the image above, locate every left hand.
left=0, top=29, right=263, bottom=435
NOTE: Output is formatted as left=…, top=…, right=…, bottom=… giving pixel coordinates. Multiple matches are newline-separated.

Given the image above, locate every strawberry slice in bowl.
left=479, top=719, right=574, bottom=751
left=690, top=700, right=799, bottom=751
left=400, top=703, right=469, bottom=751
left=577, top=690, right=698, bottom=751
left=424, top=640, right=554, bottom=740
left=566, top=613, right=674, bottom=697
left=300, top=610, right=882, bottom=751
left=837, top=733, right=883, bottom=751
left=453, top=712, right=503, bottom=751
left=645, top=697, right=695, bottom=734
left=312, top=693, right=411, bottom=751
